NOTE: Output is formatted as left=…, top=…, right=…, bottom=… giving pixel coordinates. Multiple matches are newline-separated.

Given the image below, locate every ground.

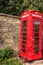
left=23, top=60, right=43, bottom=65
left=15, top=56, right=43, bottom=65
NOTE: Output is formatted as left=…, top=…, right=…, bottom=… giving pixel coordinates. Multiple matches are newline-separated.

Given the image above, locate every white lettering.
left=32, top=14, right=41, bottom=18
left=21, top=14, right=29, bottom=18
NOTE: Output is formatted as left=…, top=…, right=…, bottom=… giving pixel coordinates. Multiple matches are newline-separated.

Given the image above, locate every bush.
left=0, top=47, right=14, bottom=62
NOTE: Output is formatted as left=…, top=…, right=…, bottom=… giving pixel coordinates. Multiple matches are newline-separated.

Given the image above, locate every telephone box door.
left=30, top=18, right=42, bottom=60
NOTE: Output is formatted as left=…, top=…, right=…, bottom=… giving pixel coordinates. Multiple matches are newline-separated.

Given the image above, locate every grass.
left=0, top=58, right=22, bottom=65
left=0, top=47, right=23, bottom=65
left=0, top=47, right=14, bottom=62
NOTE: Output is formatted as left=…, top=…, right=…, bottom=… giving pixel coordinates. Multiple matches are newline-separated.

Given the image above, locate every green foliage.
left=0, top=47, right=14, bottom=62
left=0, top=58, right=22, bottom=65
left=0, top=47, right=22, bottom=65
left=0, top=0, right=43, bottom=16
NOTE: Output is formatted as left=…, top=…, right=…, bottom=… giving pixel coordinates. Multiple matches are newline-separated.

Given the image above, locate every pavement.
left=23, top=60, right=43, bottom=65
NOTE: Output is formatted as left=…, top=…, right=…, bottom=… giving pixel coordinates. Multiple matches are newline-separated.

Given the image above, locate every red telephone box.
left=20, top=10, right=42, bottom=61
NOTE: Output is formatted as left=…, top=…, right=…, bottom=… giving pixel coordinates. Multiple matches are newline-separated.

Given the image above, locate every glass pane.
left=34, top=29, right=39, bottom=32
left=34, top=20, right=40, bottom=25
left=34, top=38, right=39, bottom=41
left=34, top=42, right=39, bottom=45
left=22, top=49, right=26, bottom=52
left=34, top=20, right=40, bottom=54
left=22, top=33, right=26, bottom=36
left=22, top=41, right=26, bottom=44
left=35, top=33, right=39, bottom=36
left=22, top=37, right=26, bottom=40
left=23, top=21, right=27, bottom=25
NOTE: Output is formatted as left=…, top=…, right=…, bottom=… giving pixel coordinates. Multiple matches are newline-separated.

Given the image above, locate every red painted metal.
left=20, top=10, right=42, bottom=61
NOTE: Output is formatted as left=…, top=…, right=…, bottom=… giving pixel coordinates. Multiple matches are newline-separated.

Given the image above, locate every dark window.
left=22, top=37, right=26, bottom=40
left=23, top=21, right=27, bottom=25
left=34, top=20, right=40, bottom=54
left=35, top=33, right=39, bottom=36
left=35, top=42, right=39, bottom=45
left=22, top=33, right=26, bottom=36
left=22, top=41, right=26, bottom=44
left=22, top=49, right=26, bottom=52
left=34, top=25, right=40, bottom=28
left=34, top=29, right=39, bottom=32
left=34, top=46, right=39, bottom=50
left=35, top=50, right=39, bottom=54
left=34, top=37, right=39, bottom=41
left=22, top=28, right=26, bottom=32
left=22, top=20, right=27, bottom=52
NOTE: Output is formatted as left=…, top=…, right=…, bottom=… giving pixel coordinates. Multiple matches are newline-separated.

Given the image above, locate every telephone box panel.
left=42, top=30, right=43, bottom=58
left=20, top=10, right=42, bottom=61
